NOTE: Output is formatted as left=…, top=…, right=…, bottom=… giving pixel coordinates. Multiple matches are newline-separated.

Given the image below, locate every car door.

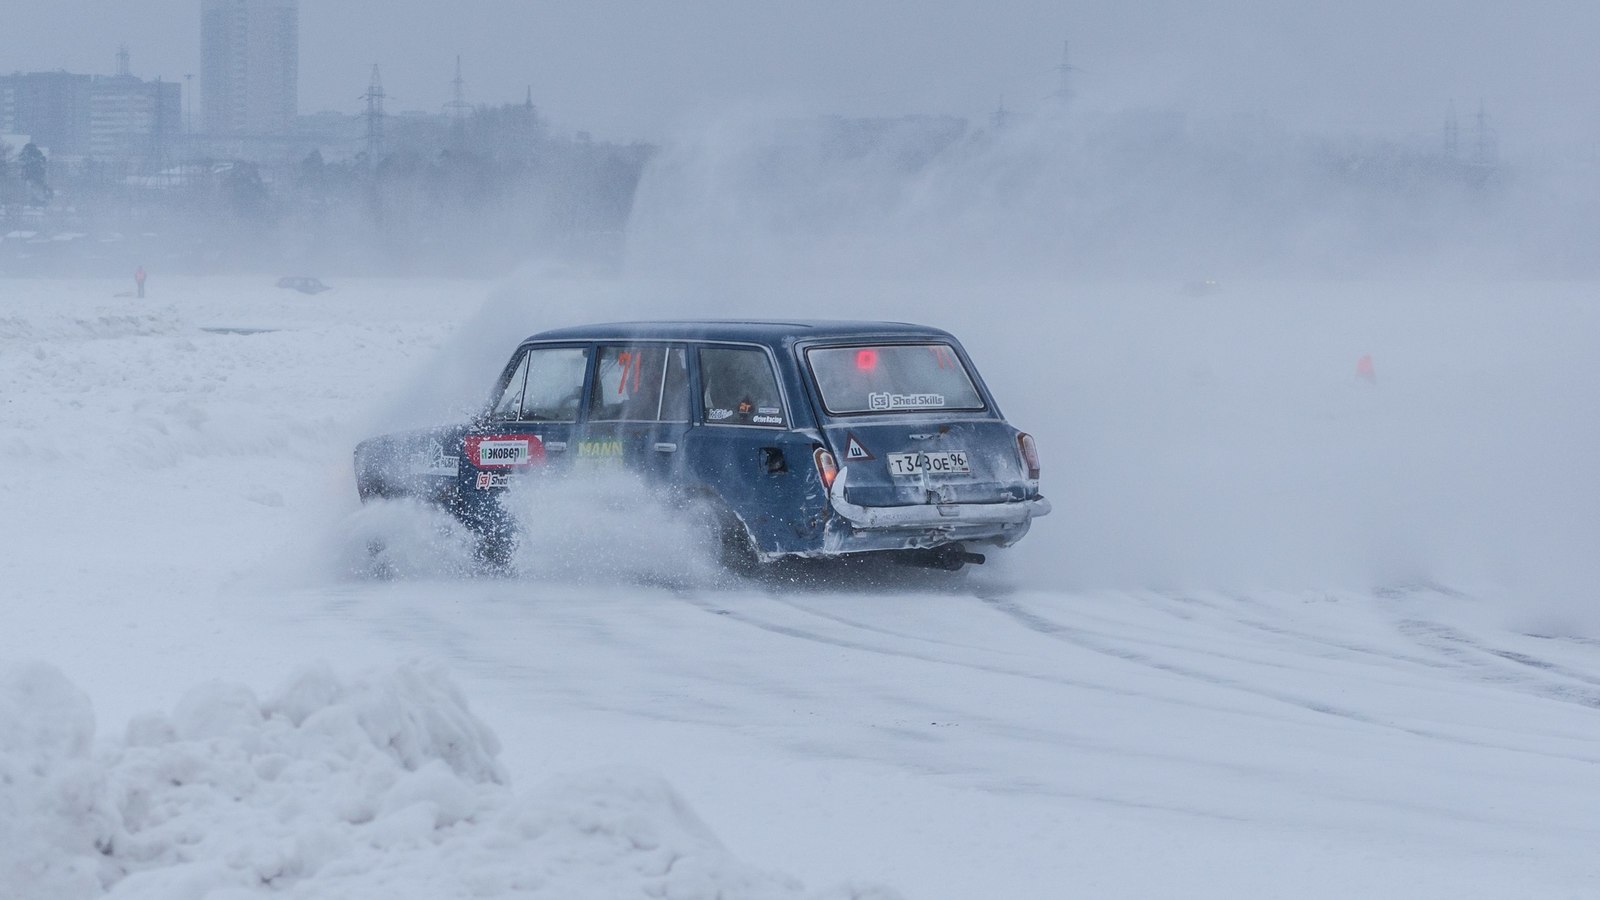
left=459, top=343, right=591, bottom=496
left=681, top=344, right=829, bottom=554
left=577, top=343, right=693, bottom=484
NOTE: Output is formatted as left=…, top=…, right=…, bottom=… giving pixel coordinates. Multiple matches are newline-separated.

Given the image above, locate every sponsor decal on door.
left=409, top=440, right=459, bottom=476
left=466, top=434, right=544, bottom=468
left=868, top=392, right=946, bottom=411
left=475, top=471, right=513, bottom=489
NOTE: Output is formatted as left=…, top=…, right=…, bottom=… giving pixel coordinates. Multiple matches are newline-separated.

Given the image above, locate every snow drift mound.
left=0, top=662, right=899, bottom=900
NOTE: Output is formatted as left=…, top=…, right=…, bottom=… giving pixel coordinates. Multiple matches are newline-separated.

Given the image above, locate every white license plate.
left=886, top=451, right=971, bottom=477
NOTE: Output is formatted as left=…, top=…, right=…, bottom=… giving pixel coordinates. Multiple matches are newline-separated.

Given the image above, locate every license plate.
left=886, top=451, right=971, bottom=477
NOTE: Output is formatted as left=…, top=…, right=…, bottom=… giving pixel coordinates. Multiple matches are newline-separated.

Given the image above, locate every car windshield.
left=806, top=343, right=985, bottom=415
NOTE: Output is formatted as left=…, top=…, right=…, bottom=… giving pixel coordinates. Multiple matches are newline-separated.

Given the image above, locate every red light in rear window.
left=855, top=349, right=878, bottom=371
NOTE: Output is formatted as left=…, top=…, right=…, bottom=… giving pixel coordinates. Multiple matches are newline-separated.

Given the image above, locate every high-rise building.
left=201, top=0, right=298, bottom=136
left=0, top=80, right=16, bottom=136
left=90, top=74, right=181, bottom=161
left=0, top=68, right=182, bottom=162
left=0, top=73, right=93, bottom=155
left=0, top=69, right=180, bottom=163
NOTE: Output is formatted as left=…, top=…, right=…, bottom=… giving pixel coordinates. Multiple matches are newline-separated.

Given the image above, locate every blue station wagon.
left=353, top=321, right=1050, bottom=571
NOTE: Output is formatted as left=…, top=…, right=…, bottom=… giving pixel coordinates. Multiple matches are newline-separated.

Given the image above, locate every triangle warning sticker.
left=844, top=433, right=874, bottom=461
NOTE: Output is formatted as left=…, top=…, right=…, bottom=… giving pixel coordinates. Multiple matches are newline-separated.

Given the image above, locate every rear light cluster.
left=814, top=447, right=839, bottom=488
left=1017, top=433, right=1040, bottom=480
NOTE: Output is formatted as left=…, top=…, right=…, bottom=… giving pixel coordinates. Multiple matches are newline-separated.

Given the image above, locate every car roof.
left=521, top=319, right=957, bottom=346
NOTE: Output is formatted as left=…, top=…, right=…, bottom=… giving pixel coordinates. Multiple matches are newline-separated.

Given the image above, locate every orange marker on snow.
left=1356, top=354, right=1376, bottom=384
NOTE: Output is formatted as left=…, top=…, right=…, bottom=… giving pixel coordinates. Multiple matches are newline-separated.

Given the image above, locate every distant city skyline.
left=3, top=1, right=1599, bottom=153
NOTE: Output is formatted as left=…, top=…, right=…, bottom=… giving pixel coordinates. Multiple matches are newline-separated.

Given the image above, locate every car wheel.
left=450, top=500, right=515, bottom=572
left=709, top=505, right=762, bottom=576
left=470, top=522, right=515, bottom=570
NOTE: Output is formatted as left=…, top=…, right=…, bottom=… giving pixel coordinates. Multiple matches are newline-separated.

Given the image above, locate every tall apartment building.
left=0, top=69, right=178, bottom=162
left=0, top=80, right=16, bottom=137
left=89, top=75, right=182, bottom=160
left=201, top=0, right=299, bottom=136
left=0, top=72, right=92, bottom=155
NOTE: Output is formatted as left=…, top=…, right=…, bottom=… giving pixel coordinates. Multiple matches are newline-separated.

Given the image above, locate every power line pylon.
left=362, top=64, right=385, bottom=168
left=1052, top=41, right=1078, bottom=106
left=991, top=96, right=1011, bottom=131
left=444, top=55, right=471, bottom=139
left=1473, top=99, right=1498, bottom=165
left=1444, top=100, right=1459, bottom=158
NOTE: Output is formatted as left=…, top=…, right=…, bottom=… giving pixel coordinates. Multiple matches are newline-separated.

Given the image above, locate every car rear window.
left=806, top=343, right=985, bottom=414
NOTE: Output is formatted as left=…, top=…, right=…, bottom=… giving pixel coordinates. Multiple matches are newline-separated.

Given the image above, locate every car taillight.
left=814, top=447, right=839, bottom=489
left=1017, top=432, right=1040, bottom=480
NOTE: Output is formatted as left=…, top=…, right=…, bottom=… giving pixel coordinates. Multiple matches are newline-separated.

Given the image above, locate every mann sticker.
left=410, top=440, right=459, bottom=477
left=577, top=439, right=624, bottom=459
left=466, top=434, right=544, bottom=468
left=844, top=433, right=874, bottom=461
left=475, top=471, right=513, bottom=490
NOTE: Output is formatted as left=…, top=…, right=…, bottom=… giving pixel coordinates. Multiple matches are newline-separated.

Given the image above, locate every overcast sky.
left=5, top=1, right=1598, bottom=153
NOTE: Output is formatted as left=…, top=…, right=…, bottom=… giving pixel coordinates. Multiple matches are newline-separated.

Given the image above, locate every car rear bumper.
left=827, top=467, right=1051, bottom=530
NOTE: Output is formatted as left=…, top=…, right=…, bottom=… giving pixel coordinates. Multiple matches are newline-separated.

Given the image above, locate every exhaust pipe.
left=897, top=545, right=986, bottom=571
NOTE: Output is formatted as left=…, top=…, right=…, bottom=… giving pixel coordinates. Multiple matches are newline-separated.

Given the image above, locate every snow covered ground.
left=2, top=274, right=1598, bottom=898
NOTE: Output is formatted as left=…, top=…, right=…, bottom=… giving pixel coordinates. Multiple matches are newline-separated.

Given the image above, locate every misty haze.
left=2, top=3, right=1598, bottom=899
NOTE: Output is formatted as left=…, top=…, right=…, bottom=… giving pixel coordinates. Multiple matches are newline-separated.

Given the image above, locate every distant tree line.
left=2, top=101, right=653, bottom=277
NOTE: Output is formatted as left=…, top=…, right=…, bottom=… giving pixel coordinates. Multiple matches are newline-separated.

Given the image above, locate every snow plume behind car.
left=324, top=103, right=1597, bottom=621
left=498, top=468, right=724, bottom=586
left=339, top=497, right=484, bottom=581
left=428, top=109, right=1599, bottom=617
left=338, top=469, right=723, bottom=588
left=453, top=272, right=1598, bottom=617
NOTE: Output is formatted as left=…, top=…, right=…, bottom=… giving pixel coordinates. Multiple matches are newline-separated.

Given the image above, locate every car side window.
left=520, top=347, right=590, bottom=422
left=699, top=347, right=786, bottom=427
left=489, top=352, right=530, bottom=419
left=591, top=345, right=689, bottom=422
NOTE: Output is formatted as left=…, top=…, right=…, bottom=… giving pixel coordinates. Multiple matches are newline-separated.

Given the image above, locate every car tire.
left=475, top=525, right=515, bottom=571
left=448, top=497, right=514, bottom=572
left=707, top=504, right=761, bottom=576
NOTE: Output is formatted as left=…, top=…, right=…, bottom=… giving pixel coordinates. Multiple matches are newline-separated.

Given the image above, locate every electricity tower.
left=1051, top=41, right=1078, bottom=106
left=1444, top=100, right=1459, bottom=158
left=445, top=55, right=471, bottom=139
left=363, top=65, right=385, bottom=168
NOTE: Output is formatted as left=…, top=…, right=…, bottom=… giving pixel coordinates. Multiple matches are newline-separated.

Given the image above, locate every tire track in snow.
left=664, top=591, right=1362, bottom=805
left=1183, top=590, right=1460, bottom=671
left=976, top=592, right=1600, bottom=763
left=666, top=588, right=1484, bottom=741
left=670, top=590, right=1265, bottom=717
left=1396, top=619, right=1600, bottom=710
left=767, top=594, right=1026, bottom=657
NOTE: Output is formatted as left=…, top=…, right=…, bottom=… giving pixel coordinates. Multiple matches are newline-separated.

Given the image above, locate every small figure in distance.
left=134, top=265, right=147, bottom=298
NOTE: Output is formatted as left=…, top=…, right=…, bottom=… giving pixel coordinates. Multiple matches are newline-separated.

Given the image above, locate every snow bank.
left=0, top=661, right=898, bottom=900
